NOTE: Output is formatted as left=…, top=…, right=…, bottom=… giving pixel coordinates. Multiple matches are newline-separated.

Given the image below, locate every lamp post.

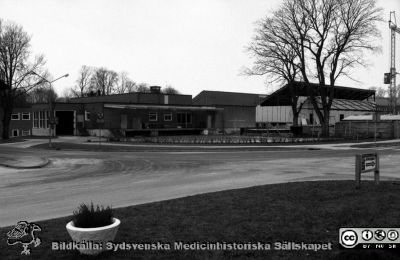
left=33, top=72, right=69, bottom=148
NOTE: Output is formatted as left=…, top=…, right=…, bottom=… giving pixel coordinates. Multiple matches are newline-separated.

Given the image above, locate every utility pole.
left=386, top=12, right=400, bottom=114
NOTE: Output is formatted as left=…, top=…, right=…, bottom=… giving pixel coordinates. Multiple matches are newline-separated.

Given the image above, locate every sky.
left=1, top=0, right=400, bottom=97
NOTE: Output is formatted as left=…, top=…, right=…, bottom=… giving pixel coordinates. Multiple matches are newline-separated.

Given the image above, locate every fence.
left=335, top=120, right=400, bottom=139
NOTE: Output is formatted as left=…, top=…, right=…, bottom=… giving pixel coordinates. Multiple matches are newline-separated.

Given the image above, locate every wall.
left=335, top=120, right=400, bottom=139
left=100, top=108, right=212, bottom=130
left=257, top=102, right=372, bottom=126
left=215, top=106, right=256, bottom=133
left=256, top=105, right=293, bottom=123
left=8, top=107, right=32, bottom=137
left=29, top=103, right=82, bottom=136
left=87, top=129, right=113, bottom=138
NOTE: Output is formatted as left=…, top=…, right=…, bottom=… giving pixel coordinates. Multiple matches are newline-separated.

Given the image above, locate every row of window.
left=33, top=111, right=50, bottom=129
left=11, top=129, right=30, bottom=137
left=149, top=112, right=170, bottom=122
left=148, top=112, right=192, bottom=124
left=11, top=112, right=31, bottom=120
left=12, top=111, right=192, bottom=125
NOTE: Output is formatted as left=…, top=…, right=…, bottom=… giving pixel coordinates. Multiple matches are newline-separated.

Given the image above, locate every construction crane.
left=385, top=11, right=400, bottom=114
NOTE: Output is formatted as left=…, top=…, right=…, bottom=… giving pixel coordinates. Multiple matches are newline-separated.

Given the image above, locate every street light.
left=32, top=72, right=69, bottom=148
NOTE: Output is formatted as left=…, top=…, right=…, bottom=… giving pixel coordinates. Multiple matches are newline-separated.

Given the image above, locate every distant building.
left=375, top=97, right=400, bottom=114
left=6, top=86, right=219, bottom=138
left=257, top=82, right=376, bottom=127
left=193, top=90, right=265, bottom=133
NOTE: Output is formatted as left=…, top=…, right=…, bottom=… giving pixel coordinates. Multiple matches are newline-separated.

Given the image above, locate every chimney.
left=150, top=86, right=161, bottom=94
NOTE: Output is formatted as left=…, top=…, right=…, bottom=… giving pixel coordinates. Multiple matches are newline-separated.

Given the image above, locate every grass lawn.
left=1, top=180, right=400, bottom=259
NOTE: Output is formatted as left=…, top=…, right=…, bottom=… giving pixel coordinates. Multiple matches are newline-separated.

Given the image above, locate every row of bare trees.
left=0, top=18, right=180, bottom=139
left=68, top=65, right=179, bottom=98
left=369, top=85, right=400, bottom=98
left=247, top=0, right=382, bottom=136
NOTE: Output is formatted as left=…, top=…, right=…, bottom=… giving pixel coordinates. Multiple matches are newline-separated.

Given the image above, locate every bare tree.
left=248, top=0, right=382, bottom=136
left=135, top=83, right=150, bottom=93
left=247, top=16, right=305, bottom=126
left=91, top=67, right=118, bottom=95
left=115, top=71, right=129, bottom=94
left=369, top=86, right=387, bottom=98
left=27, top=86, right=58, bottom=103
left=71, top=65, right=92, bottom=97
left=0, top=20, right=47, bottom=139
left=125, top=80, right=137, bottom=93
left=59, top=88, right=74, bottom=102
left=115, top=71, right=137, bottom=94
left=162, top=85, right=180, bottom=94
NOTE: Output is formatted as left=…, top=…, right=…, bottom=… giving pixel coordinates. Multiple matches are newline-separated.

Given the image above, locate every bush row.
left=128, top=136, right=340, bottom=144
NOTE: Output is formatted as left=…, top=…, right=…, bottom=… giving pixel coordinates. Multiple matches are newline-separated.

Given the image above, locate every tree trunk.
left=293, top=112, right=299, bottom=126
left=321, top=109, right=330, bottom=137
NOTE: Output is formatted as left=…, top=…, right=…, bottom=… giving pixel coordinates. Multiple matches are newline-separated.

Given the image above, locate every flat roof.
left=193, top=90, right=266, bottom=106
left=261, top=82, right=375, bottom=106
left=104, top=104, right=223, bottom=111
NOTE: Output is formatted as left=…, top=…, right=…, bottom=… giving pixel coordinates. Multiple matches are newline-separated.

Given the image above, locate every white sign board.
left=355, top=153, right=379, bottom=189
left=361, top=154, right=377, bottom=173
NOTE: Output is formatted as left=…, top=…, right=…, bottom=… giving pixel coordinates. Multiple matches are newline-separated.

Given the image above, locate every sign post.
left=355, top=153, right=379, bottom=189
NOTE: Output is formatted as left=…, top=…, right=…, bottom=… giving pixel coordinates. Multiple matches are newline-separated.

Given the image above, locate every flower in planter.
left=66, top=202, right=120, bottom=255
left=72, top=202, right=113, bottom=228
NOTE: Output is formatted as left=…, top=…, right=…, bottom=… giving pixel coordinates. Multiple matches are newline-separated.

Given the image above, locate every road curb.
left=0, top=158, right=50, bottom=169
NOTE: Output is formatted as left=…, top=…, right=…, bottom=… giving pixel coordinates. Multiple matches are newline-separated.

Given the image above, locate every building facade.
left=193, top=90, right=265, bottom=133
left=257, top=82, right=376, bottom=127
left=6, top=87, right=219, bottom=138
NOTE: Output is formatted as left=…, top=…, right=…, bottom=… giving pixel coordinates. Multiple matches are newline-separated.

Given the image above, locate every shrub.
left=72, top=202, right=113, bottom=228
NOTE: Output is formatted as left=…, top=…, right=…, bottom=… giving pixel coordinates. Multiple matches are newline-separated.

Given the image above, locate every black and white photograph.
left=1, top=0, right=400, bottom=259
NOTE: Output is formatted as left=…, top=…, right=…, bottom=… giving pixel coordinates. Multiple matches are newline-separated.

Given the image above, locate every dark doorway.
left=56, top=111, right=74, bottom=135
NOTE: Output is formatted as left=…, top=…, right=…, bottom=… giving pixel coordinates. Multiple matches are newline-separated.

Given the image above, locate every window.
left=39, top=111, right=45, bottom=128
left=46, top=111, right=50, bottom=128
left=22, top=130, right=30, bottom=136
left=340, top=114, right=345, bottom=121
left=22, top=112, right=30, bottom=120
left=33, top=112, right=38, bottom=128
left=12, top=129, right=19, bottom=137
left=149, top=112, right=158, bottom=121
left=164, top=113, right=172, bottom=121
left=85, top=111, right=91, bottom=121
left=35, top=110, right=49, bottom=129
left=11, top=113, right=20, bottom=120
left=177, top=112, right=192, bottom=124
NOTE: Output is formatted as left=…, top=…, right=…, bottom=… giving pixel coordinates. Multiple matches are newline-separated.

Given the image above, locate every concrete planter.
left=66, top=218, right=120, bottom=255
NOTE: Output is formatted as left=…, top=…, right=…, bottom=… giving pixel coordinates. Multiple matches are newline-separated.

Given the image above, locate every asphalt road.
left=1, top=142, right=400, bottom=227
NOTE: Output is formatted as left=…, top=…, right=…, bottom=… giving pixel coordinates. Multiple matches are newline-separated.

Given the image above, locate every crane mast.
left=388, top=11, right=400, bottom=114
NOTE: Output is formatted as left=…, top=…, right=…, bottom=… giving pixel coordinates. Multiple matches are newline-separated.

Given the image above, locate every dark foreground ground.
left=1, top=181, right=400, bottom=260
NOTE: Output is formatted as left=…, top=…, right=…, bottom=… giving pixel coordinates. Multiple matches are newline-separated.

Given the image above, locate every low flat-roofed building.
left=193, top=90, right=265, bottom=133
left=5, top=86, right=220, bottom=138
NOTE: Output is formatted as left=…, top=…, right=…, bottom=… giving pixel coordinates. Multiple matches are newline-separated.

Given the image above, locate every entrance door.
left=55, top=111, right=74, bottom=135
